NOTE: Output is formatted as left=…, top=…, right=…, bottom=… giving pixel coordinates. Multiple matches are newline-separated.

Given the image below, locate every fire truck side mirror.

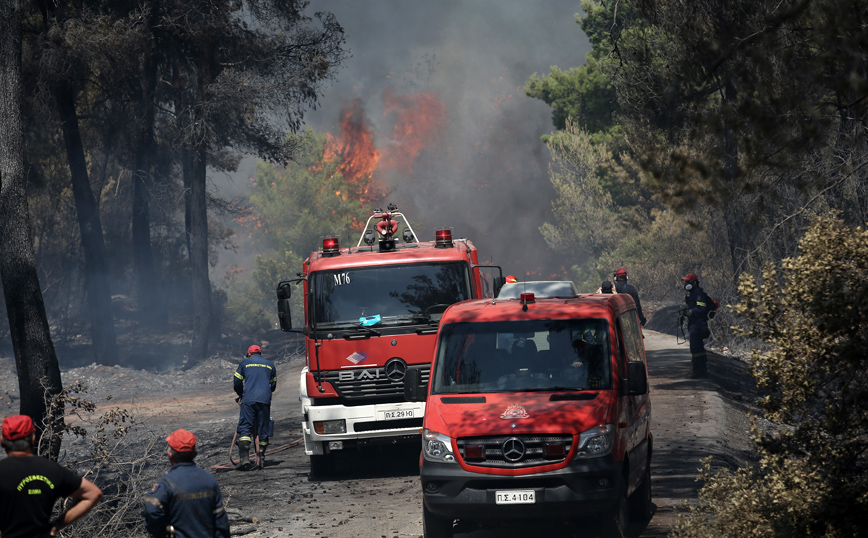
left=403, top=368, right=426, bottom=402
left=276, top=283, right=293, bottom=332
left=623, top=361, right=648, bottom=396
left=492, top=276, right=506, bottom=297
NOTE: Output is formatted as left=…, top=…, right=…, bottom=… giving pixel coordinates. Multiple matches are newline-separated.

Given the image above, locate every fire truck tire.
left=629, top=461, right=653, bottom=520
left=422, top=504, right=453, bottom=538
left=603, top=476, right=628, bottom=535
left=309, top=453, right=335, bottom=478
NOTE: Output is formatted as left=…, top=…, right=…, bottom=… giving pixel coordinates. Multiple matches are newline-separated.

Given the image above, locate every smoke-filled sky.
left=219, top=1, right=591, bottom=278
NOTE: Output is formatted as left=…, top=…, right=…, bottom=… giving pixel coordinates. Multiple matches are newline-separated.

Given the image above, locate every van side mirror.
left=623, top=361, right=648, bottom=395
left=404, top=368, right=426, bottom=402
left=276, top=282, right=293, bottom=332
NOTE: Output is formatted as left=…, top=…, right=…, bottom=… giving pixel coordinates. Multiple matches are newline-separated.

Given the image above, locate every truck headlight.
left=313, top=419, right=347, bottom=434
left=422, top=429, right=455, bottom=463
left=575, top=424, right=614, bottom=458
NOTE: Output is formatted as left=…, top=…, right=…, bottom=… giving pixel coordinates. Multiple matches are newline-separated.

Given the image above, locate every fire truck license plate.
left=495, top=490, right=536, bottom=505
left=379, top=409, right=415, bottom=420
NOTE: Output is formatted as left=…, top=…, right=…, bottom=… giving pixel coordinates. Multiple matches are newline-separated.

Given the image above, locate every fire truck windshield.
left=311, top=262, right=472, bottom=328
left=431, top=319, right=612, bottom=394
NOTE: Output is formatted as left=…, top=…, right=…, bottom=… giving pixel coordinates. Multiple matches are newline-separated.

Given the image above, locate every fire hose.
left=210, top=435, right=302, bottom=471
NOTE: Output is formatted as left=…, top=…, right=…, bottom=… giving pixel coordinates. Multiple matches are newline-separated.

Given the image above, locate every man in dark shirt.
left=0, top=415, right=103, bottom=538
left=234, top=345, right=276, bottom=469
left=143, top=429, right=231, bottom=538
left=613, top=268, right=647, bottom=326
left=681, top=272, right=715, bottom=378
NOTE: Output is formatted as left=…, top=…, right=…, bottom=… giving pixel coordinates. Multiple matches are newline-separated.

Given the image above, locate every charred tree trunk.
left=188, top=146, right=211, bottom=362
left=54, top=81, right=119, bottom=365
left=132, top=27, right=166, bottom=327
left=187, top=39, right=216, bottom=363
left=721, top=79, right=745, bottom=282
left=0, top=0, right=63, bottom=459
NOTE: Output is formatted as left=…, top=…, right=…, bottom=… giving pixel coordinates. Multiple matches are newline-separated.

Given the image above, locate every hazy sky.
left=221, top=1, right=591, bottom=277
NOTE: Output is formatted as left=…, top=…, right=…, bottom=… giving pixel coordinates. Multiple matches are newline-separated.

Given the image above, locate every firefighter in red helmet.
left=613, top=268, right=647, bottom=326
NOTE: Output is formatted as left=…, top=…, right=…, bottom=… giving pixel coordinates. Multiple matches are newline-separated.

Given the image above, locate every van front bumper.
left=421, top=456, right=621, bottom=521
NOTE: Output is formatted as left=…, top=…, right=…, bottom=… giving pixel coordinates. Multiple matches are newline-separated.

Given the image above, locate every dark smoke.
left=213, top=2, right=591, bottom=278
left=301, top=1, right=591, bottom=278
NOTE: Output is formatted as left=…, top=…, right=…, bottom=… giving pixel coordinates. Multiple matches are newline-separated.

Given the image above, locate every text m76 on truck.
left=275, top=204, right=501, bottom=476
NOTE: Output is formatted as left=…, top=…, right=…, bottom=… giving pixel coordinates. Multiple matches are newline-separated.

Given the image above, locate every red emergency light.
left=520, top=293, right=535, bottom=304
left=434, top=228, right=453, bottom=248
left=464, top=444, right=484, bottom=460
left=544, top=442, right=565, bottom=457
left=322, top=237, right=340, bottom=255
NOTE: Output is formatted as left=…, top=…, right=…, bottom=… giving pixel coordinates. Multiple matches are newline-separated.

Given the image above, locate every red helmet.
left=614, top=268, right=627, bottom=279
left=247, top=345, right=262, bottom=355
left=505, top=275, right=517, bottom=283
left=682, top=273, right=699, bottom=283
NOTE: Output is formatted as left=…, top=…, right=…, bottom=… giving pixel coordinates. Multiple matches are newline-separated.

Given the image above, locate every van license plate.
left=379, top=409, right=414, bottom=420
left=495, top=490, right=535, bottom=505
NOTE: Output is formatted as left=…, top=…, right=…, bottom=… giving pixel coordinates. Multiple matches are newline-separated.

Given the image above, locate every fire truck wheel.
left=629, top=461, right=653, bottom=520
left=309, top=453, right=335, bottom=478
left=422, top=504, right=453, bottom=538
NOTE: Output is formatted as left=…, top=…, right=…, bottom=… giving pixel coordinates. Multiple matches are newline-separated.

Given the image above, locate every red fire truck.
left=405, top=291, right=652, bottom=537
left=276, top=204, right=499, bottom=476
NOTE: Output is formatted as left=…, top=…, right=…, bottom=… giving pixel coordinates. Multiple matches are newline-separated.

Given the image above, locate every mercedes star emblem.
left=384, top=358, right=407, bottom=382
left=502, top=437, right=526, bottom=462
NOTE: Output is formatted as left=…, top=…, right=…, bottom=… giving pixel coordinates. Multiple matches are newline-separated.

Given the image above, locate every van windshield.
left=310, top=262, right=471, bottom=328
left=431, top=319, right=612, bottom=394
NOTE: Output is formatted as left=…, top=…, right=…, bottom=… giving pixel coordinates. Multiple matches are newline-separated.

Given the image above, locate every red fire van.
left=405, top=291, right=652, bottom=537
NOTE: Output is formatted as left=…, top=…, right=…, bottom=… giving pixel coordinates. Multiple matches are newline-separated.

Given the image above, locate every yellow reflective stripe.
left=234, top=372, right=243, bottom=380
left=144, top=496, right=164, bottom=509
left=238, top=436, right=253, bottom=442
left=696, top=301, right=706, bottom=307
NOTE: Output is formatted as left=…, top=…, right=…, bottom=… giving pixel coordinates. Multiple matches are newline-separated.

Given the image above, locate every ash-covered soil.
left=0, top=308, right=759, bottom=538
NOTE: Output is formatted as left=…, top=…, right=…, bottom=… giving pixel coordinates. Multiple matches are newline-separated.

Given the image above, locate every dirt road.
left=0, top=328, right=756, bottom=538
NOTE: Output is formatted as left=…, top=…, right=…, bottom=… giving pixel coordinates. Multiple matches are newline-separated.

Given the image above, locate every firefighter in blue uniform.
left=234, top=344, right=276, bottom=469
left=681, top=273, right=714, bottom=378
left=143, top=429, right=230, bottom=538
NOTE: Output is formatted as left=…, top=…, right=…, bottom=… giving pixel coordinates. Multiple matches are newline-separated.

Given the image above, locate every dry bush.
left=38, top=382, right=163, bottom=538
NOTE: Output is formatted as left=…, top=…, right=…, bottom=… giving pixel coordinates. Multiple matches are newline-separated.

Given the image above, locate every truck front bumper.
left=302, top=401, right=426, bottom=455
left=421, top=455, right=621, bottom=521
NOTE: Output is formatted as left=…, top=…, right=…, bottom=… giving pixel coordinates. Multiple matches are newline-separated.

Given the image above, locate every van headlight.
left=422, top=429, right=456, bottom=463
left=575, top=424, right=614, bottom=458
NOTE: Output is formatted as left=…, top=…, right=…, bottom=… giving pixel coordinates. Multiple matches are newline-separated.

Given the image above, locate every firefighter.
left=598, top=280, right=616, bottom=294
left=1, top=415, right=102, bottom=538
left=505, top=275, right=518, bottom=283
left=613, top=268, right=647, bottom=326
left=234, top=344, right=276, bottom=470
left=681, top=273, right=713, bottom=378
left=143, top=429, right=230, bottom=538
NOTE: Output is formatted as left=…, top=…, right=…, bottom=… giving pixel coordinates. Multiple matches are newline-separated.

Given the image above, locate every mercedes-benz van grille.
left=456, top=434, right=573, bottom=468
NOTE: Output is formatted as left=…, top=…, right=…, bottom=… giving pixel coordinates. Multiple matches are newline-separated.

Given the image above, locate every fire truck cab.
left=407, top=291, right=652, bottom=536
left=276, top=205, right=499, bottom=476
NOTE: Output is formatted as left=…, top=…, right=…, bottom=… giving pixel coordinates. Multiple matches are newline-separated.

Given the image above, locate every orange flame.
left=380, top=89, right=446, bottom=173
left=320, top=99, right=383, bottom=203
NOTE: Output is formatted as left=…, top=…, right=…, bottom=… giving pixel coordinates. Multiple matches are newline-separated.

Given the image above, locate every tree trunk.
left=132, top=25, right=166, bottom=327
left=54, top=81, right=120, bottom=365
left=188, top=145, right=211, bottom=362
left=0, top=0, right=64, bottom=459
left=721, top=78, right=745, bottom=281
